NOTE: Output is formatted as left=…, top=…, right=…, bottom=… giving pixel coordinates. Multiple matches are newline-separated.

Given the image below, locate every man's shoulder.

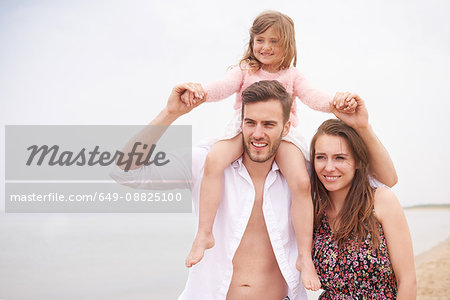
left=192, top=140, right=213, bottom=162
left=191, top=140, right=218, bottom=179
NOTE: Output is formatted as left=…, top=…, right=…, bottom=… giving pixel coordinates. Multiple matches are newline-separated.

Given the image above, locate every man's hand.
left=180, top=83, right=205, bottom=107
left=330, top=92, right=369, bottom=130
left=120, top=83, right=206, bottom=170
left=166, top=83, right=206, bottom=118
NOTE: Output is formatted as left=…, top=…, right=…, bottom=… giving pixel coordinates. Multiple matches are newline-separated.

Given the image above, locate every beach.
left=416, top=237, right=450, bottom=299
left=0, top=206, right=449, bottom=299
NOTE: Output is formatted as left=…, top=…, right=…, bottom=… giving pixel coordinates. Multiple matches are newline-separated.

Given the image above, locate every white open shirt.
left=110, top=144, right=307, bottom=300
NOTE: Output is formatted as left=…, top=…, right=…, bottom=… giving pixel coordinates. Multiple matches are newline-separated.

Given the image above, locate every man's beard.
left=243, top=131, right=283, bottom=163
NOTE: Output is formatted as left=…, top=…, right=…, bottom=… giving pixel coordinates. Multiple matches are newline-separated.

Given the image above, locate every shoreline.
left=404, top=204, right=450, bottom=210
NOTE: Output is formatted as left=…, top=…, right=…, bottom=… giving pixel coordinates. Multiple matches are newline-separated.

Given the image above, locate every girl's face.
left=252, top=26, right=284, bottom=72
left=314, top=134, right=357, bottom=197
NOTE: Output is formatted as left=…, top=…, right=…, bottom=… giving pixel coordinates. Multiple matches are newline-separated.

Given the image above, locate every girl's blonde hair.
left=240, top=11, right=298, bottom=72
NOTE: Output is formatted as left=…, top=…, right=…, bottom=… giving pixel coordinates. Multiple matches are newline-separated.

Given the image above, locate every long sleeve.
left=203, top=66, right=244, bottom=103
left=292, top=70, right=332, bottom=113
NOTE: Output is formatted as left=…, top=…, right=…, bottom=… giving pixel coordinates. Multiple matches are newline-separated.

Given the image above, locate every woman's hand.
left=330, top=92, right=369, bottom=130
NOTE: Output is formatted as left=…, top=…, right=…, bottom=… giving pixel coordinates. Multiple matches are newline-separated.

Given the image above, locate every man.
left=111, top=80, right=397, bottom=299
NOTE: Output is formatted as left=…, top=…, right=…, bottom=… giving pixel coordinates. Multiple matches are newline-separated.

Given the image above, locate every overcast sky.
left=1, top=0, right=449, bottom=207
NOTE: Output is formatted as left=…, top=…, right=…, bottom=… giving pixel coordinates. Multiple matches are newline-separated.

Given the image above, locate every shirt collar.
left=231, top=156, right=280, bottom=173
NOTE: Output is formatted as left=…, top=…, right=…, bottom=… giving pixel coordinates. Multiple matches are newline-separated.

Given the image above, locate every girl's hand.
left=166, top=83, right=206, bottom=117
left=180, top=84, right=206, bottom=107
left=343, top=97, right=357, bottom=113
left=180, top=90, right=195, bottom=106
left=330, top=92, right=369, bottom=130
left=333, top=92, right=357, bottom=113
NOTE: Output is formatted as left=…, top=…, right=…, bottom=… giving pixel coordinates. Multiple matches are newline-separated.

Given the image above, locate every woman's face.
left=314, top=134, right=356, bottom=196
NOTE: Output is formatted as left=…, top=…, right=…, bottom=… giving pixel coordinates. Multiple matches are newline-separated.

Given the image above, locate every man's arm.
left=330, top=92, right=398, bottom=187
left=118, top=83, right=205, bottom=171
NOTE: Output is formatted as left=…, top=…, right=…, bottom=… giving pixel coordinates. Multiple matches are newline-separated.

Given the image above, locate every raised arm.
left=374, top=188, right=416, bottom=299
left=330, top=93, right=398, bottom=187
left=293, top=70, right=333, bottom=113
left=118, top=83, right=206, bottom=171
left=203, top=66, right=243, bottom=103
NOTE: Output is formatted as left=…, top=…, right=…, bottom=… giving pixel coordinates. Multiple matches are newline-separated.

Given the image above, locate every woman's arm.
left=330, top=93, right=398, bottom=187
left=374, top=188, right=416, bottom=299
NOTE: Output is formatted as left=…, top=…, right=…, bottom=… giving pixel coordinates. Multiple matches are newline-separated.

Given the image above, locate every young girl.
left=182, top=10, right=355, bottom=291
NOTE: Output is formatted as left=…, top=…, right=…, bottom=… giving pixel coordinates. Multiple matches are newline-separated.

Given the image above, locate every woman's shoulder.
left=374, top=186, right=395, bottom=199
left=373, top=187, right=402, bottom=223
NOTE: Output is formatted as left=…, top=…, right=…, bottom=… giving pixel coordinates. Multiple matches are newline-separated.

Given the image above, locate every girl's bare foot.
left=185, top=232, right=215, bottom=268
left=296, top=257, right=321, bottom=291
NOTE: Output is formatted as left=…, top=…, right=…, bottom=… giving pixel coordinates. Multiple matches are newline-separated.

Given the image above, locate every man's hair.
left=241, top=80, right=292, bottom=123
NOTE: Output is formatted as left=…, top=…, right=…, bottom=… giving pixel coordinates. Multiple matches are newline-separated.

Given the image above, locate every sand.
left=415, top=237, right=450, bottom=300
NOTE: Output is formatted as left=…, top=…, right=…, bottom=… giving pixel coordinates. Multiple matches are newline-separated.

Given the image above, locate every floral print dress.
left=313, top=212, right=398, bottom=299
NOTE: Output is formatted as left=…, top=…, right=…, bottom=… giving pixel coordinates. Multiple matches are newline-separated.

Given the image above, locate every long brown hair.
left=310, top=119, right=380, bottom=248
left=240, top=10, right=297, bottom=72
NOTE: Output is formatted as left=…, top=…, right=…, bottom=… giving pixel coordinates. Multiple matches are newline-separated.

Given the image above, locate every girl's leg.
left=276, top=141, right=321, bottom=291
left=186, top=134, right=243, bottom=268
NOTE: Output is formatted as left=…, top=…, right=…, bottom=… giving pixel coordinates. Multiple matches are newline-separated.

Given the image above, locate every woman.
left=311, top=97, right=416, bottom=299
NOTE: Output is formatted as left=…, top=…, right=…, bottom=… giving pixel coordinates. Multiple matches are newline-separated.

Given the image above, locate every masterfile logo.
left=5, top=125, right=192, bottom=213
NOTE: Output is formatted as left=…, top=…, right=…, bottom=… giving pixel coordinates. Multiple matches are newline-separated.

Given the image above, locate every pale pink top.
left=204, top=66, right=332, bottom=127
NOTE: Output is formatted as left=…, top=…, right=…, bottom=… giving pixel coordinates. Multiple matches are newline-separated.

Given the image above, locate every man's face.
left=241, top=99, right=290, bottom=163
